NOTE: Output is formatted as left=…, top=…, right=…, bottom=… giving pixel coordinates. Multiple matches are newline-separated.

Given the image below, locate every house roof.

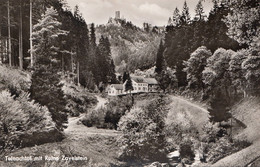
left=111, top=84, right=123, bottom=90
left=144, top=78, right=158, bottom=85
left=130, top=76, right=158, bottom=84
left=131, top=76, right=146, bottom=83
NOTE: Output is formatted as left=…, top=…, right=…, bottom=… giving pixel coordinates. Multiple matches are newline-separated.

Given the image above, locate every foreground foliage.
left=118, top=97, right=168, bottom=161
left=0, top=90, right=58, bottom=150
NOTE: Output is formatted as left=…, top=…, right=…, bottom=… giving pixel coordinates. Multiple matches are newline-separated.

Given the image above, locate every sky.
left=65, top=0, right=213, bottom=27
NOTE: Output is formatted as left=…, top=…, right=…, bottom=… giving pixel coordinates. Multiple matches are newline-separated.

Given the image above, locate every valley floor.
left=0, top=94, right=259, bottom=167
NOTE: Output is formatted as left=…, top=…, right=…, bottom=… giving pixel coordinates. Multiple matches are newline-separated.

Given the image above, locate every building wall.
left=132, top=80, right=148, bottom=93
left=148, top=84, right=159, bottom=92
left=108, top=87, right=124, bottom=96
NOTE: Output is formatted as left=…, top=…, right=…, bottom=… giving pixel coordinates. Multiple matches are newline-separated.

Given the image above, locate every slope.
left=96, top=22, right=162, bottom=73
left=213, top=97, right=260, bottom=167
left=166, top=95, right=209, bottom=133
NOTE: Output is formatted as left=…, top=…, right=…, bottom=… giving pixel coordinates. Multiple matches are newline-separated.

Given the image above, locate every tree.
left=104, top=37, right=117, bottom=83
left=225, top=0, right=260, bottom=48
left=7, top=0, right=12, bottom=66
left=118, top=98, right=168, bottom=161
left=224, top=0, right=260, bottom=96
left=30, top=0, right=33, bottom=67
left=242, top=50, right=260, bottom=96
left=90, top=23, right=96, bottom=47
left=124, top=76, right=133, bottom=93
left=155, top=40, right=165, bottom=73
left=172, top=7, right=181, bottom=26
left=229, top=49, right=247, bottom=97
left=18, top=0, right=23, bottom=69
left=156, top=67, right=177, bottom=93
left=32, top=7, right=68, bottom=65
left=72, top=5, right=91, bottom=87
left=184, top=46, right=212, bottom=90
left=30, top=7, right=69, bottom=130
left=181, top=1, right=191, bottom=24
left=208, top=89, right=231, bottom=123
left=122, top=72, right=129, bottom=83
left=194, top=0, right=206, bottom=21
left=203, top=48, right=235, bottom=100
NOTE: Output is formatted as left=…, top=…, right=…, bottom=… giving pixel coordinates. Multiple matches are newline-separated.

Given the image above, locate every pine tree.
left=90, top=23, right=96, bottom=47
left=7, top=0, right=12, bottom=66
left=194, top=0, right=206, bottom=21
left=104, top=37, right=116, bottom=83
left=155, top=40, right=165, bottom=74
left=168, top=17, right=173, bottom=26
left=123, top=72, right=129, bottom=83
left=181, top=1, right=191, bottom=24
left=89, top=23, right=99, bottom=84
left=97, top=35, right=109, bottom=84
left=18, top=0, right=23, bottom=69
left=172, top=7, right=181, bottom=26
left=30, top=7, right=69, bottom=130
left=32, top=7, right=68, bottom=65
left=125, top=76, right=133, bottom=93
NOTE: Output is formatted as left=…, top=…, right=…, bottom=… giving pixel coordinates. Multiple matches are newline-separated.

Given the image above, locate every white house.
left=107, top=84, right=124, bottom=96
left=130, top=76, right=149, bottom=93
left=144, top=78, right=159, bottom=92
left=107, top=76, right=159, bottom=96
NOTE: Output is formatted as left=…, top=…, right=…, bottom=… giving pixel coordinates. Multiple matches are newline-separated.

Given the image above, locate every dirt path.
left=64, top=95, right=119, bottom=138
left=94, top=95, right=107, bottom=110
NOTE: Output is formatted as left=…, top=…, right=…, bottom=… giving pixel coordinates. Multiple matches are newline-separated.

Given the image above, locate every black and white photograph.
left=0, top=0, right=259, bottom=166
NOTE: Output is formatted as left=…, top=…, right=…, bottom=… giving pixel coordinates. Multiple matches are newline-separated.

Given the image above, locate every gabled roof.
left=111, top=84, right=123, bottom=90
left=144, top=78, right=158, bottom=85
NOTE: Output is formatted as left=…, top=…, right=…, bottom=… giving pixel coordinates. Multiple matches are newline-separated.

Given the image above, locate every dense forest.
left=0, top=0, right=116, bottom=90
left=156, top=0, right=259, bottom=97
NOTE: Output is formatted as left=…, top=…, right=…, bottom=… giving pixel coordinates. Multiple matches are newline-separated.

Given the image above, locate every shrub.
left=81, top=107, right=106, bottom=128
left=179, top=139, right=195, bottom=164
left=81, top=96, right=131, bottom=129
left=0, top=65, right=31, bottom=95
left=200, top=122, right=220, bottom=143
left=118, top=97, right=168, bottom=161
left=0, top=90, right=59, bottom=150
left=104, top=96, right=133, bottom=129
left=60, top=77, right=97, bottom=116
left=200, top=122, right=251, bottom=163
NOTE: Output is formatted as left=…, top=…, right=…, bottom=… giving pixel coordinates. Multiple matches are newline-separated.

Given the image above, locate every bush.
left=0, top=65, right=31, bottom=95
left=0, top=90, right=60, bottom=150
left=118, top=97, right=168, bottom=161
left=60, top=77, right=97, bottom=116
left=200, top=123, right=251, bottom=163
left=179, top=139, right=195, bottom=164
left=81, top=96, right=132, bottom=129
left=82, top=107, right=106, bottom=128
left=104, top=96, right=133, bottom=129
